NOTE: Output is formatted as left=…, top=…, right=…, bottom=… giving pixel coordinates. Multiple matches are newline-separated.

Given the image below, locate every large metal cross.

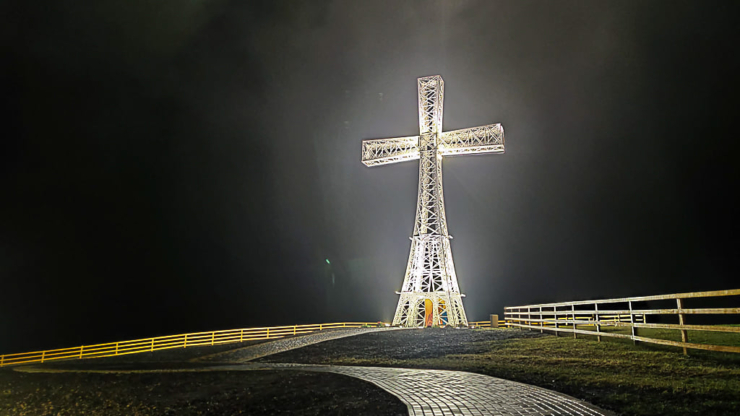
left=361, top=75, right=505, bottom=327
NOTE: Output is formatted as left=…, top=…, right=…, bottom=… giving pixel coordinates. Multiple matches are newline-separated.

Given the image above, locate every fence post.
left=151, top=338, right=155, bottom=351
left=79, top=345, right=84, bottom=359
left=539, top=306, right=543, bottom=333
left=293, top=325, right=296, bottom=335
left=41, top=351, right=45, bottom=363
left=527, top=307, right=531, bottom=330
left=629, top=301, right=637, bottom=344
left=0, top=355, right=4, bottom=367
left=572, top=305, right=577, bottom=339
left=320, top=324, right=323, bottom=331
left=266, top=328, right=270, bottom=339
left=115, top=342, right=119, bottom=355
left=595, top=303, right=601, bottom=342
left=554, top=306, right=559, bottom=336
left=677, top=298, right=688, bottom=355
left=184, top=334, right=188, bottom=348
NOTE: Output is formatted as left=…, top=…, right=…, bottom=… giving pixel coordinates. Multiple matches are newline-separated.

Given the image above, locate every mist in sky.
left=2, top=1, right=738, bottom=352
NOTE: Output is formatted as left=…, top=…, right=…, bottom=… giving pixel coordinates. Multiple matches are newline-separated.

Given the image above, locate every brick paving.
left=245, top=363, right=611, bottom=416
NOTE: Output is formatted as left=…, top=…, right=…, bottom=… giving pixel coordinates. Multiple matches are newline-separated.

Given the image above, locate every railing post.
left=595, top=303, right=601, bottom=342
left=266, top=328, right=270, bottom=339
left=151, top=338, right=155, bottom=351
left=539, top=306, right=543, bottom=333
left=677, top=298, right=688, bottom=355
left=0, top=354, right=4, bottom=367
left=320, top=324, right=323, bottom=331
left=115, top=342, right=119, bottom=355
left=79, top=345, right=84, bottom=359
left=293, top=325, right=296, bottom=335
left=41, top=351, right=46, bottom=363
left=554, top=306, right=559, bottom=336
left=239, top=330, right=243, bottom=343
left=629, top=301, right=637, bottom=344
left=527, top=307, right=531, bottom=330
left=572, top=305, right=577, bottom=339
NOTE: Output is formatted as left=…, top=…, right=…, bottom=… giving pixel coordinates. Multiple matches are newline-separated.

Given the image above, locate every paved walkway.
left=246, top=363, right=611, bottom=416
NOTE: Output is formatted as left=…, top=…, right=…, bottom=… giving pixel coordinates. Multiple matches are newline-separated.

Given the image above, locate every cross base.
left=392, top=292, right=468, bottom=327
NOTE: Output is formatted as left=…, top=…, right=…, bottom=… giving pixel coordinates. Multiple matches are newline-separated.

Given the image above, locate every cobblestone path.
left=245, top=363, right=611, bottom=416
left=197, top=327, right=396, bottom=363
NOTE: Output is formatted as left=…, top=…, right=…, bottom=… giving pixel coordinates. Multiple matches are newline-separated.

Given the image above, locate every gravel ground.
left=0, top=367, right=407, bottom=416
left=200, top=328, right=395, bottom=363
left=258, top=327, right=545, bottom=364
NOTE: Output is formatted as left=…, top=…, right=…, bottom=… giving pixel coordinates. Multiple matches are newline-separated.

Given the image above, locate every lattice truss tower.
left=361, top=75, right=505, bottom=327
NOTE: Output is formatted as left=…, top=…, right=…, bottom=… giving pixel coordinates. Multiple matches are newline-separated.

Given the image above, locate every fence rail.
left=0, top=322, right=384, bottom=368
left=468, top=320, right=507, bottom=328
left=505, top=289, right=740, bottom=355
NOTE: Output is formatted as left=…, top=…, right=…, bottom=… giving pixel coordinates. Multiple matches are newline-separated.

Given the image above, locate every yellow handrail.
left=0, top=321, right=387, bottom=368
left=468, top=320, right=508, bottom=328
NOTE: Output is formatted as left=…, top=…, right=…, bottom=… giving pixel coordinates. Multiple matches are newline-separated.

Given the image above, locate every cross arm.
left=438, top=123, right=505, bottom=157
left=361, top=136, right=420, bottom=167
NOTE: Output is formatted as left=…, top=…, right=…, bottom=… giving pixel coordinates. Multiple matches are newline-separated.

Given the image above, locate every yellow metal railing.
left=0, top=322, right=384, bottom=368
left=468, top=320, right=508, bottom=328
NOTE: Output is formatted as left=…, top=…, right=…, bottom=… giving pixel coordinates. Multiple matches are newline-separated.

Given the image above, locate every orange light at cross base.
left=424, top=299, right=434, bottom=327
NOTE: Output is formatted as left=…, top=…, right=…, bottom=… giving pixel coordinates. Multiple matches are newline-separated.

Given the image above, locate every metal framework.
left=362, top=75, right=505, bottom=327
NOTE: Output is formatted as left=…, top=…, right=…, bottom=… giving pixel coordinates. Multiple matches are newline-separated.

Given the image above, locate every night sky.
left=3, top=1, right=739, bottom=353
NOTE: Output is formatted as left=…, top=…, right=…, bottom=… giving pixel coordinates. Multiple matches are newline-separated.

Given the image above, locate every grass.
left=602, top=325, right=740, bottom=348
left=321, top=329, right=740, bottom=415
left=0, top=369, right=408, bottom=416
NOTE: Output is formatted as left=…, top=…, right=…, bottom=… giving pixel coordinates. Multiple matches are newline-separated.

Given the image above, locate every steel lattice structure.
left=362, top=75, right=505, bottom=327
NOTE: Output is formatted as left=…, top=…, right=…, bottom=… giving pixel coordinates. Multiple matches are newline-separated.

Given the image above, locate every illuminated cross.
left=361, top=75, right=505, bottom=327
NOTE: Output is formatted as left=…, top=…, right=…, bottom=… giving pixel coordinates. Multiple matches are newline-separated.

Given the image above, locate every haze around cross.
left=2, top=1, right=738, bottom=352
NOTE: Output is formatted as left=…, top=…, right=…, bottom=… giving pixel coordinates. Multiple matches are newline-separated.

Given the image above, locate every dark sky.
left=2, top=1, right=739, bottom=353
